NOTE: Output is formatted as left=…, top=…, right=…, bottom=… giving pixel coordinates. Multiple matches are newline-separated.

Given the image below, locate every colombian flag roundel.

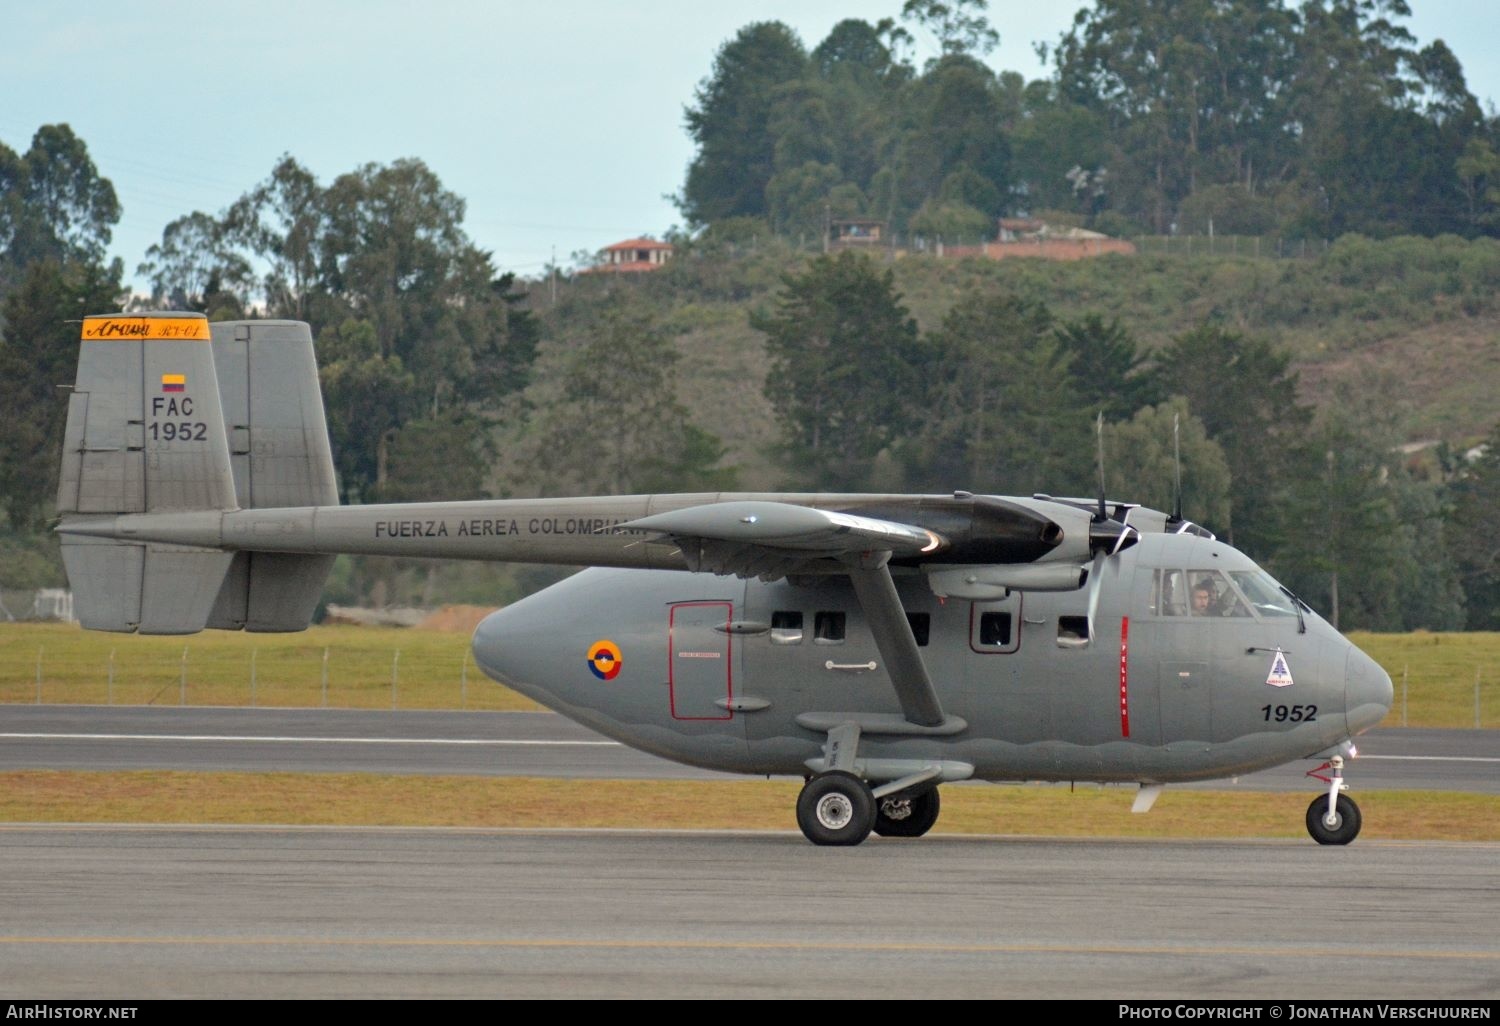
left=587, top=639, right=623, bottom=681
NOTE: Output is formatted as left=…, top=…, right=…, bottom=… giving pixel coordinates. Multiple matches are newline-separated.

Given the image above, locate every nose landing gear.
left=1305, top=755, right=1362, bottom=845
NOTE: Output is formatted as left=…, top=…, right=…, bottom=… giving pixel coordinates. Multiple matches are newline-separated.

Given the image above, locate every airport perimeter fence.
left=0, top=642, right=1495, bottom=727
left=0, top=643, right=542, bottom=712
left=690, top=231, right=1331, bottom=262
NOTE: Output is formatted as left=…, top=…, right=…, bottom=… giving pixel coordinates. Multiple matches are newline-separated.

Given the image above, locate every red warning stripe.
left=1119, top=616, right=1130, bottom=738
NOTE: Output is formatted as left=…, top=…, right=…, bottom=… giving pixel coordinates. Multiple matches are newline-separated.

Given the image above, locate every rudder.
left=204, top=320, right=337, bottom=631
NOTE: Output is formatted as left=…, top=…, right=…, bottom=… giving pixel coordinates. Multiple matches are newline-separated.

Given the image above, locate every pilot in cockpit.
left=1192, top=576, right=1251, bottom=617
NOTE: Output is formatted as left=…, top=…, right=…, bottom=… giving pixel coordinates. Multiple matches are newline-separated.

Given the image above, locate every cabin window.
left=1057, top=615, right=1090, bottom=647
left=969, top=599, right=1021, bottom=654
left=978, top=611, right=1011, bottom=647
left=771, top=610, right=803, bottom=644
left=814, top=611, right=846, bottom=643
left=906, top=612, right=931, bottom=647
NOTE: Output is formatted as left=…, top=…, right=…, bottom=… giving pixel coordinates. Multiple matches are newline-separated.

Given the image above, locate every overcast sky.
left=4, top=1, right=1495, bottom=286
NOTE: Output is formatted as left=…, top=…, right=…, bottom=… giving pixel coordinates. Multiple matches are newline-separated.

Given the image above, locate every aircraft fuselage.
left=473, top=533, right=1392, bottom=786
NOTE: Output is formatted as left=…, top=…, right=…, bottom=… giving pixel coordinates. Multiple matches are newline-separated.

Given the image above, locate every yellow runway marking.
left=1, top=936, right=1496, bottom=961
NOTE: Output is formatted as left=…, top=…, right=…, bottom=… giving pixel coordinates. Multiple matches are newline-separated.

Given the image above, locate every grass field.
left=4, top=771, right=1497, bottom=841
left=0, top=621, right=541, bottom=711
left=2, top=622, right=1497, bottom=728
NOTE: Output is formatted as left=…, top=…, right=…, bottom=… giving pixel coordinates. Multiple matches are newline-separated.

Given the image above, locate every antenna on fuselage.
left=1168, top=412, right=1184, bottom=528
left=1094, top=411, right=1108, bottom=524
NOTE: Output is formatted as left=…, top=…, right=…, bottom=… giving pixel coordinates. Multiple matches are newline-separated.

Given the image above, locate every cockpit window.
left=1153, top=569, right=1188, bottom=616
left=1187, top=570, right=1251, bottom=617
left=1155, top=569, right=1253, bottom=617
left=1229, top=570, right=1300, bottom=617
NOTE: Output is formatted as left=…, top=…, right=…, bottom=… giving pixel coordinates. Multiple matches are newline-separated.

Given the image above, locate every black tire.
left=873, top=788, right=941, bottom=838
left=1306, top=793, right=1362, bottom=845
left=796, top=771, right=876, bottom=846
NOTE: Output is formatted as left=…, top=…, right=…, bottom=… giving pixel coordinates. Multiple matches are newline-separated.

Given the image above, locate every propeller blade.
left=1086, top=549, right=1104, bottom=644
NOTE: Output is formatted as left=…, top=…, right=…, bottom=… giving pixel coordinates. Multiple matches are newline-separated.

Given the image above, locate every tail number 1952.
left=1261, top=703, right=1317, bottom=723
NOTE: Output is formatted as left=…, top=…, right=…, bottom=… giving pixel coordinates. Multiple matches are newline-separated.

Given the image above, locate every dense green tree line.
left=751, top=251, right=1480, bottom=630
left=681, top=0, right=1499, bottom=242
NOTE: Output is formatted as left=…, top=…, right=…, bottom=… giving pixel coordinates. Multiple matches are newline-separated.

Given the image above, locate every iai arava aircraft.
left=53, top=313, right=1392, bottom=846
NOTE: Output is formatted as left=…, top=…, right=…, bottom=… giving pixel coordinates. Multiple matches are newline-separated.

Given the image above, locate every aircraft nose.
left=1345, top=644, right=1393, bottom=735
left=471, top=598, right=557, bottom=703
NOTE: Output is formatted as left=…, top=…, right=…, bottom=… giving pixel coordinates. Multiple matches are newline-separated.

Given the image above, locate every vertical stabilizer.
left=57, top=313, right=238, bottom=633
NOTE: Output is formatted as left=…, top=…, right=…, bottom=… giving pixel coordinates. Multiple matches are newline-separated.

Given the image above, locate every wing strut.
left=845, top=559, right=946, bottom=728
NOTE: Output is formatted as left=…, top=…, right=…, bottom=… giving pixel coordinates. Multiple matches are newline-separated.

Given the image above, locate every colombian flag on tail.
left=161, top=373, right=186, bottom=393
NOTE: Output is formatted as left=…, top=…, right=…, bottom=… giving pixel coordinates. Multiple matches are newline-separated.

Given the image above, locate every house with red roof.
left=588, top=237, right=674, bottom=273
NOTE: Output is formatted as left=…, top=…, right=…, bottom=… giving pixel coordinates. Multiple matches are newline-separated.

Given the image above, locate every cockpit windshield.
left=1228, top=570, right=1300, bottom=617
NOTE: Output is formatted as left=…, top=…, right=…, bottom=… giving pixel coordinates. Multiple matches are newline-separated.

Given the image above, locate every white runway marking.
left=1359, top=754, right=1500, bottom=763
left=0, top=732, right=621, bottom=747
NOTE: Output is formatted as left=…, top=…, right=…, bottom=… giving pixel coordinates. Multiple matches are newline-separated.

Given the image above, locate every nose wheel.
left=1305, top=755, right=1362, bottom=845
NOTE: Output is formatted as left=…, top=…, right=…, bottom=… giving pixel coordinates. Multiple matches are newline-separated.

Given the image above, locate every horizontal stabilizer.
left=207, top=552, right=335, bottom=632
left=62, top=536, right=234, bottom=635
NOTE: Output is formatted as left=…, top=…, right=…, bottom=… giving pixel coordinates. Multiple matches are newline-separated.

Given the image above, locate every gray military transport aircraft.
left=53, top=312, right=1393, bottom=846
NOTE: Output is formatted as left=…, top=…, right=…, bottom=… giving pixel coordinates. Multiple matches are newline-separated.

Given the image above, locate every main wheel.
left=1306, top=793, right=1362, bottom=845
left=796, top=771, right=876, bottom=846
left=873, top=788, right=941, bottom=838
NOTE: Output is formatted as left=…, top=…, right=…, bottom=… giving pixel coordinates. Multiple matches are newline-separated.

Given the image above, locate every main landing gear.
left=795, top=771, right=943, bottom=846
left=875, top=788, right=941, bottom=838
left=1305, top=755, right=1362, bottom=845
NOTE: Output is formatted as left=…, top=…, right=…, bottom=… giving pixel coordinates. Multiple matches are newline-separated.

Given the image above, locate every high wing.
left=616, top=500, right=945, bottom=580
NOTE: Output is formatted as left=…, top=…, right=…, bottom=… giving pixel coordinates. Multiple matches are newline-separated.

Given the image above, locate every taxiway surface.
left=1, top=825, right=1495, bottom=999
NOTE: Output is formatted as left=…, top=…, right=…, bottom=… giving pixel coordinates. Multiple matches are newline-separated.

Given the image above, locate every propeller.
left=1083, top=412, right=1138, bottom=645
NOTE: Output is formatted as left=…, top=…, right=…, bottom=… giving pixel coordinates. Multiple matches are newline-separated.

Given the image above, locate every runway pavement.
left=0, top=825, right=1495, bottom=999
left=0, top=705, right=1496, bottom=792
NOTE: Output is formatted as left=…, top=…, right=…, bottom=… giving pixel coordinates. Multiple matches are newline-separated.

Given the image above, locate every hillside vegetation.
left=588, top=233, right=1500, bottom=475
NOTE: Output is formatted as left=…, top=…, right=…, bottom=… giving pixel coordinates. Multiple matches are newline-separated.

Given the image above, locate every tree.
left=1289, top=3, right=1482, bottom=237
left=1054, top=313, right=1163, bottom=422
left=906, top=291, right=1093, bottom=495
left=379, top=411, right=491, bottom=503
left=136, top=211, right=253, bottom=317
left=1271, top=417, right=1409, bottom=630
left=0, top=125, right=120, bottom=293
left=765, top=161, right=845, bottom=238
left=0, top=258, right=126, bottom=529
left=1009, top=84, right=1111, bottom=217
left=521, top=297, right=734, bottom=495
left=892, top=55, right=1012, bottom=221
left=812, top=18, right=909, bottom=84
left=1456, top=137, right=1500, bottom=231
left=681, top=23, right=810, bottom=226
left=316, top=318, right=418, bottom=503
left=1447, top=421, right=1500, bottom=629
left=754, top=252, right=922, bottom=487
left=899, top=0, right=999, bottom=60
left=1103, top=400, right=1231, bottom=532
left=1153, top=322, right=1310, bottom=555
left=223, top=155, right=325, bottom=319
